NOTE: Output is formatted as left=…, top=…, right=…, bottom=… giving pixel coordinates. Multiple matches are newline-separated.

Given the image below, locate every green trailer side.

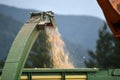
left=1, top=68, right=120, bottom=80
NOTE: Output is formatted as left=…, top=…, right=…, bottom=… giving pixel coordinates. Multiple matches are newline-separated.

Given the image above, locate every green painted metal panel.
left=88, top=69, right=120, bottom=80
left=1, top=68, right=120, bottom=80
left=1, top=11, right=55, bottom=80
left=1, top=23, right=40, bottom=80
left=111, top=69, right=120, bottom=76
left=22, top=68, right=99, bottom=73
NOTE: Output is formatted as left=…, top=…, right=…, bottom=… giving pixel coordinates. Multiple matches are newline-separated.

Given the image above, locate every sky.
left=0, top=0, right=105, bottom=20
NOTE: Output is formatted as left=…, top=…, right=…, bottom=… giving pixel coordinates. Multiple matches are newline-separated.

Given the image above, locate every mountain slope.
left=0, top=4, right=104, bottom=50
left=0, top=4, right=36, bottom=23
left=0, top=4, right=104, bottom=67
left=56, top=15, right=104, bottom=50
left=0, top=13, right=22, bottom=59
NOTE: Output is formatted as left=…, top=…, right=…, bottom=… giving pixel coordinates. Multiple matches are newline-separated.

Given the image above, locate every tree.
left=25, top=30, right=53, bottom=68
left=85, top=22, right=115, bottom=68
left=0, top=59, right=5, bottom=69
left=108, top=38, right=120, bottom=68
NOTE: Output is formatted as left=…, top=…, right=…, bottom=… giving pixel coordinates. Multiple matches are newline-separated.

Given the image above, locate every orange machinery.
left=97, top=0, right=120, bottom=39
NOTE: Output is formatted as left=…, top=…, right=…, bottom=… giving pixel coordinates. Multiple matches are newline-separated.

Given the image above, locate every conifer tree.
left=0, top=59, right=5, bottom=69
left=25, top=31, right=53, bottom=68
left=85, top=22, right=114, bottom=68
left=108, top=38, right=120, bottom=68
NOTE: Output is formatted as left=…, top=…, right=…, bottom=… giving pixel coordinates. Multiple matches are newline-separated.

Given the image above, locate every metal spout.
left=29, top=11, right=56, bottom=30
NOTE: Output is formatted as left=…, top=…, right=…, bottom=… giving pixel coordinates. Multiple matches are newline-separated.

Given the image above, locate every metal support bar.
left=1, top=11, right=56, bottom=80
left=62, top=73, right=66, bottom=80
left=27, top=72, right=32, bottom=80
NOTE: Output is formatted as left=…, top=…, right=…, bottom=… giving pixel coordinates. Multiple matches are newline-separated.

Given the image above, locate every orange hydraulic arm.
left=97, top=0, right=120, bottom=39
